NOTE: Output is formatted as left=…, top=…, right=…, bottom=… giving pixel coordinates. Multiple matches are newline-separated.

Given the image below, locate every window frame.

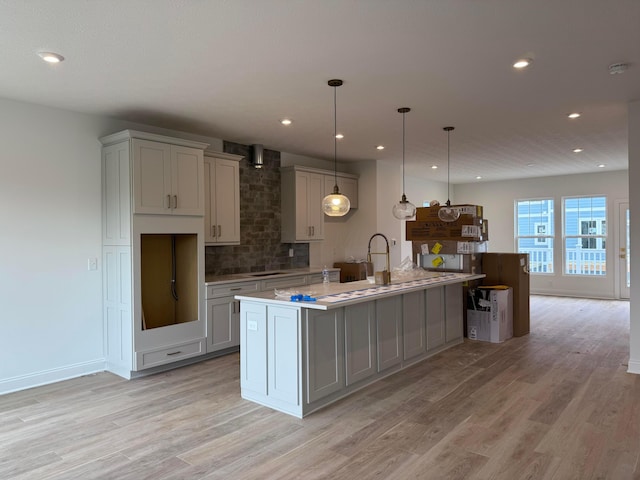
left=515, top=198, right=555, bottom=275
left=562, top=195, right=608, bottom=277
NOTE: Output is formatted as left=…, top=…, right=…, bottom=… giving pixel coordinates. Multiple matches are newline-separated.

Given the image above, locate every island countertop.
left=235, top=271, right=485, bottom=310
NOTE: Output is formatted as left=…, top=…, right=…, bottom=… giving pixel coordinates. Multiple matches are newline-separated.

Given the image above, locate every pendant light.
left=392, top=107, right=416, bottom=220
left=438, top=126, right=461, bottom=222
left=322, top=79, right=351, bottom=217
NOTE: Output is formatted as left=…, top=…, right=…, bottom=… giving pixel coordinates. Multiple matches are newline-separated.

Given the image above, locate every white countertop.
left=235, top=271, right=485, bottom=310
left=205, top=267, right=339, bottom=285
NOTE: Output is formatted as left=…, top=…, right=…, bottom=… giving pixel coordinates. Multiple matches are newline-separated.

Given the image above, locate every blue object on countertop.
left=290, top=294, right=304, bottom=302
left=302, top=295, right=316, bottom=302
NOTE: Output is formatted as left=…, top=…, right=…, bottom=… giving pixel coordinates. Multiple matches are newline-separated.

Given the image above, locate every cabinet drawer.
left=308, top=272, right=339, bottom=285
left=137, top=339, right=205, bottom=369
left=206, top=281, right=260, bottom=299
left=261, top=275, right=307, bottom=290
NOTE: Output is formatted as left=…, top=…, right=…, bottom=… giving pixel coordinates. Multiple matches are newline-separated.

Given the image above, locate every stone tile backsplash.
left=204, top=141, right=309, bottom=276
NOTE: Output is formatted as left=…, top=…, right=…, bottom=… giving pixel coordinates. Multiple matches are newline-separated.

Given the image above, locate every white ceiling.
left=1, top=0, right=639, bottom=183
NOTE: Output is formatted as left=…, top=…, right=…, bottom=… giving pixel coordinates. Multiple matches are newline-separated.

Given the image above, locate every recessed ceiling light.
left=280, top=118, right=292, bottom=125
left=376, top=145, right=384, bottom=150
left=335, top=133, right=344, bottom=139
left=476, top=176, right=482, bottom=180
left=38, top=51, right=64, bottom=63
left=431, top=165, right=438, bottom=170
left=568, top=112, right=581, bottom=119
left=527, top=163, right=535, bottom=167
left=513, top=58, right=532, bottom=69
left=573, top=148, right=583, bottom=153
left=597, top=164, right=606, bottom=168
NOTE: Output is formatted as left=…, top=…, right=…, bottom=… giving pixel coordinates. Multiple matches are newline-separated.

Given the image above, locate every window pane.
left=563, top=196, right=607, bottom=276
left=565, top=238, right=606, bottom=275
left=516, top=199, right=554, bottom=274
left=518, top=238, right=554, bottom=273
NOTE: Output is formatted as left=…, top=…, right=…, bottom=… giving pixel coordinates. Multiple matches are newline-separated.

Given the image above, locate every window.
left=516, top=199, right=554, bottom=273
left=563, top=196, right=607, bottom=275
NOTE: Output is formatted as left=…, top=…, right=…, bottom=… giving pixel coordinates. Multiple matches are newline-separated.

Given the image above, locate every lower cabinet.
left=305, top=309, right=345, bottom=403
left=239, top=282, right=467, bottom=418
left=445, top=283, right=464, bottom=342
left=206, top=296, right=239, bottom=352
left=426, top=287, right=445, bottom=351
left=403, top=290, right=427, bottom=360
left=344, top=302, right=377, bottom=385
left=376, top=296, right=403, bottom=372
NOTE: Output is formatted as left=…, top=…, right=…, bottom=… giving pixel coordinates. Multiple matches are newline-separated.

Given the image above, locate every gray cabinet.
left=376, top=296, right=403, bottom=372
left=445, top=283, right=464, bottom=343
left=305, top=309, right=344, bottom=403
left=267, top=306, right=301, bottom=406
left=403, top=290, right=427, bottom=360
left=344, top=302, right=377, bottom=385
left=206, top=297, right=239, bottom=352
left=239, top=302, right=268, bottom=395
left=426, top=287, right=445, bottom=351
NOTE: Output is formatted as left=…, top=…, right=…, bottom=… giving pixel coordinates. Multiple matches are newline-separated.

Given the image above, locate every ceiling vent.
left=251, top=144, right=264, bottom=169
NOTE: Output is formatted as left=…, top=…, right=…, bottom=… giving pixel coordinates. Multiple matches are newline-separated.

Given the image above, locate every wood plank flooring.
left=1, top=296, right=636, bottom=479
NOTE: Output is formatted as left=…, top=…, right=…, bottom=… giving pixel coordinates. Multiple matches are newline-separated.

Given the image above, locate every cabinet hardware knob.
left=218, top=225, right=222, bottom=237
left=167, top=194, right=171, bottom=209
left=166, top=351, right=182, bottom=356
left=173, top=195, right=178, bottom=209
left=230, top=287, right=242, bottom=291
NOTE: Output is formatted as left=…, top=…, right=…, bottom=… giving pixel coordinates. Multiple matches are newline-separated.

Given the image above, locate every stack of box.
left=467, top=287, right=513, bottom=343
left=406, top=204, right=488, bottom=249
left=333, top=262, right=372, bottom=283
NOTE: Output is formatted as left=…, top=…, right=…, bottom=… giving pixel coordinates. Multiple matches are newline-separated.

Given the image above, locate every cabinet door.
left=376, top=296, right=402, bottom=372
left=267, top=306, right=301, bottom=405
left=207, top=297, right=239, bottom=352
left=307, top=172, right=324, bottom=239
left=403, top=291, right=426, bottom=360
left=305, top=309, right=344, bottom=403
left=203, top=159, right=216, bottom=243
left=445, top=283, right=464, bottom=343
left=132, top=139, right=172, bottom=214
left=426, top=287, right=445, bottom=351
left=213, top=158, right=240, bottom=243
left=170, top=145, right=204, bottom=216
left=295, top=171, right=324, bottom=241
left=345, top=302, right=376, bottom=385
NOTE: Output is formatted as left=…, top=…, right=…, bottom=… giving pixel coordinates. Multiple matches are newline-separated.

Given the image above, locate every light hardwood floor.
left=1, top=296, right=636, bottom=479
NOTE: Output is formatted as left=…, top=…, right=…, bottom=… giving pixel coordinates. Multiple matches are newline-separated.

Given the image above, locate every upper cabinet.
left=281, top=166, right=358, bottom=243
left=281, top=167, right=325, bottom=242
left=324, top=173, right=358, bottom=209
left=204, top=152, right=242, bottom=245
left=132, top=138, right=205, bottom=216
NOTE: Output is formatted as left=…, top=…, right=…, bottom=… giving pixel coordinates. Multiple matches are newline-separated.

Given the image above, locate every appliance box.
left=467, top=288, right=513, bottom=343
left=333, top=262, right=371, bottom=283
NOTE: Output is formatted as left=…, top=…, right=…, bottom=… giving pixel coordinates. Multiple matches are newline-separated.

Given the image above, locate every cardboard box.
left=467, top=288, right=513, bottom=343
left=406, top=221, right=488, bottom=241
left=333, top=262, right=371, bottom=283
left=412, top=240, right=488, bottom=256
left=415, top=204, right=483, bottom=221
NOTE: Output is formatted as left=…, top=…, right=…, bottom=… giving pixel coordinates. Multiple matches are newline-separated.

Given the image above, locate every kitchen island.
left=235, top=271, right=484, bottom=418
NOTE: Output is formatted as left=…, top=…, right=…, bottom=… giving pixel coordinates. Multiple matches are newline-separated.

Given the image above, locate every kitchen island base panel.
left=239, top=278, right=475, bottom=418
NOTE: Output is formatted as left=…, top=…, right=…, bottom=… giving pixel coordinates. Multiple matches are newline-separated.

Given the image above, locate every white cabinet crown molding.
left=100, top=129, right=209, bottom=150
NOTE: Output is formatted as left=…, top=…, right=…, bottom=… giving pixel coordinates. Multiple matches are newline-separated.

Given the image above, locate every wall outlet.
left=88, top=258, right=98, bottom=271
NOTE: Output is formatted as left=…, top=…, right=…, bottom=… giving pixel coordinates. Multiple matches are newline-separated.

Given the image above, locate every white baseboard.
left=0, top=359, right=106, bottom=396
left=627, top=359, right=640, bottom=375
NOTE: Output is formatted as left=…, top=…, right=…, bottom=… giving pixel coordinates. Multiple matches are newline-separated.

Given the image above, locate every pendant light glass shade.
left=392, top=107, right=416, bottom=220
left=438, top=126, right=460, bottom=222
left=322, top=79, right=350, bottom=217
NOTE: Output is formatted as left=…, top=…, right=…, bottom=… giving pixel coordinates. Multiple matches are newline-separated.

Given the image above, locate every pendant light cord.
left=333, top=84, right=338, bottom=188
left=402, top=110, right=406, bottom=196
left=447, top=129, right=450, bottom=203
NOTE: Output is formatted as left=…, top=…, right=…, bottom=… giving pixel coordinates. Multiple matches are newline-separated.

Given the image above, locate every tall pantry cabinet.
left=100, top=130, right=209, bottom=379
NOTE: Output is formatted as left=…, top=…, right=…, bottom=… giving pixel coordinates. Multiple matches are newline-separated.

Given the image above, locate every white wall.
left=628, top=100, right=640, bottom=373
left=0, top=97, right=224, bottom=394
left=456, top=170, right=629, bottom=298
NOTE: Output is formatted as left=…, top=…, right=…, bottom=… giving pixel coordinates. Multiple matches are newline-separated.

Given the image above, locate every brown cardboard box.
left=406, top=221, right=488, bottom=241
left=415, top=204, right=483, bottom=221
left=482, top=253, right=530, bottom=337
left=412, top=240, right=488, bottom=256
left=333, top=262, right=371, bottom=283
